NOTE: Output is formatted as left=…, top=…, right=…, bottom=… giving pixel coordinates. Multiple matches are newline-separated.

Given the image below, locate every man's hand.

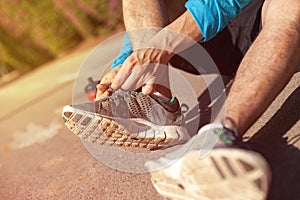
left=97, top=11, right=202, bottom=99
left=111, top=48, right=173, bottom=95
left=95, top=65, right=121, bottom=100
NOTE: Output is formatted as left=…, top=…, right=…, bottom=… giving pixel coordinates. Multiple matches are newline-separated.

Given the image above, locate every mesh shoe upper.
left=72, top=91, right=182, bottom=126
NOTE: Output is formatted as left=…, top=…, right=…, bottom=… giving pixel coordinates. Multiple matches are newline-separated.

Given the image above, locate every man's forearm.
left=122, top=0, right=169, bottom=30
left=166, top=10, right=203, bottom=42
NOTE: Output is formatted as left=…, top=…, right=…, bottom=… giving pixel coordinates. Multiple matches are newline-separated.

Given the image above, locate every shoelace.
left=100, top=90, right=133, bottom=102
left=215, top=117, right=239, bottom=145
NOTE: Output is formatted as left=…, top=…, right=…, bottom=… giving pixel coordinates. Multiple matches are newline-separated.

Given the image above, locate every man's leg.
left=225, top=0, right=300, bottom=134
left=122, top=0, right=186, bottom=29
left=122, top=0, right=168, bottom=30
left=147, top=1, right=298, bottom=199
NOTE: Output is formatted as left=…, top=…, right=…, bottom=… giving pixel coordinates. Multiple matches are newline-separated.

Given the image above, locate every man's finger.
left=142, top=83, right=156, bottom=95
left=97, top=83, right=109, bottom=92
left=120, top=64, right=148, bottom=90
left=111, top=59, right=134, bottom=90
left=95, top=83, right=110, bottom=100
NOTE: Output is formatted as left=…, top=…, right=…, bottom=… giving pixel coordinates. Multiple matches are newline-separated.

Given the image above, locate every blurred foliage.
left=0, top=0, right=122, bottom=78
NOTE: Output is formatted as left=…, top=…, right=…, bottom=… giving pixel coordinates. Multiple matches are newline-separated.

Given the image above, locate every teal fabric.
left=111, top=33, right=133, bottom=69
left=185, top=0, right=251, bottom=41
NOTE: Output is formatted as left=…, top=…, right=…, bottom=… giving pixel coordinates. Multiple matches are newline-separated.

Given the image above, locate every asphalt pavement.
left=0, top=36, right=299, bottom=200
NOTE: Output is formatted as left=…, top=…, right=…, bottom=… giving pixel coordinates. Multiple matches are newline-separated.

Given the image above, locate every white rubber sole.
left=147, top=148, right=271, bottom=200
left=62, top=105, right=189, bottom=150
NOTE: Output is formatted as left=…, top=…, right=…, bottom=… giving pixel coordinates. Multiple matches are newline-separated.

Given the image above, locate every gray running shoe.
left=62, top=91, right=188, bottom=149
left=146, top=121, right=271, bottom=199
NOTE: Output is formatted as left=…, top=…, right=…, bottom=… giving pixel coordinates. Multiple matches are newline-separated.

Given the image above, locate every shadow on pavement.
left=247, top=86, right=300, bottom=200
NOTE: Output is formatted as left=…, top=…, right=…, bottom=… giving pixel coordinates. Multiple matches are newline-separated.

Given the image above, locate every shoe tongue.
left=150, top=91, right=179, bottom=113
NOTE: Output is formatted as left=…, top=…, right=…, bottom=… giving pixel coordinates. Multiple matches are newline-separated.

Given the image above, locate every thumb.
left=95, top=83, right=110, bottom=100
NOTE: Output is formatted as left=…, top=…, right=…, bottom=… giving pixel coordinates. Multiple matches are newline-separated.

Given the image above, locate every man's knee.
left=262, top=0, right=300, bottom=32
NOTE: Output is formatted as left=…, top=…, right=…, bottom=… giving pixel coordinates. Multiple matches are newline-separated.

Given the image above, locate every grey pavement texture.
left=0, top=38, right=299, bottom=200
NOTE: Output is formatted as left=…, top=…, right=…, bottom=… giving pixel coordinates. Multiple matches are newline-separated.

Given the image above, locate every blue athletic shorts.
left=171, top=0, right=264, bottom=76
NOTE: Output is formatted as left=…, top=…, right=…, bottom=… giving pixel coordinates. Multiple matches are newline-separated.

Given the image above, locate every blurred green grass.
left=0, top=0, right=122, bottom=80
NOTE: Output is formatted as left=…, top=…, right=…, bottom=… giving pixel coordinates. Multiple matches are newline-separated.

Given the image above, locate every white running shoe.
left=146, top=122, right=271, bottom=199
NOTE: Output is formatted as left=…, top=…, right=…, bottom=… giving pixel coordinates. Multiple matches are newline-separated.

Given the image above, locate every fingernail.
left=111, top=82, right=118, bottom=90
